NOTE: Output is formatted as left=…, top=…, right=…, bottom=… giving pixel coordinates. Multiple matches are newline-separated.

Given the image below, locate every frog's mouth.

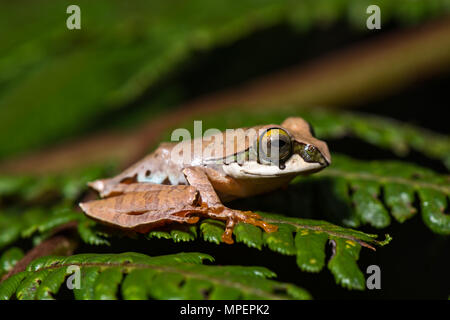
left=223, top=153, right=328, bottom=179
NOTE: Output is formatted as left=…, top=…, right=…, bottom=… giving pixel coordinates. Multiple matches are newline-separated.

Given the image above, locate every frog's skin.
left=79, top=117, right=331, bottom=244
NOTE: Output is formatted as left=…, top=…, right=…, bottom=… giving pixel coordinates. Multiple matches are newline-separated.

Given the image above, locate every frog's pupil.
left=258, top=128, right=292, bottom=165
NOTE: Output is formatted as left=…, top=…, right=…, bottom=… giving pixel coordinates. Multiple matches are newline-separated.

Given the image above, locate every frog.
left=79, top=117, right=331, bottom=244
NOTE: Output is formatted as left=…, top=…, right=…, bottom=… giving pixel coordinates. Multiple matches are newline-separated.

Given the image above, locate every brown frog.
left=79, top=117, right=331, bottom=244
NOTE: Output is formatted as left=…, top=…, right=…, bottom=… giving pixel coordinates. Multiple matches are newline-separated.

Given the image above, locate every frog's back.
left=89, top=142, right=187, bottom=197
left=129, top=142, right=188, bottom=185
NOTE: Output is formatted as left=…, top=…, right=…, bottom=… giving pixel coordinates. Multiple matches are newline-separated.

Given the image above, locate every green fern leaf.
left=0, top=252, right=311, bottom=300
left=0, top=247, right=24, bottom=279
left=328, top=237, right=365, bottom=290
left=35, top=267, right=69, bottom=300
left=0, top=165, right=114, bottom=249
left=295, top=231, right=328, bottom=273
left=234, top=223, right=264, bottom=250
left=73, top=267, right=99, bottom=300
left=200, top=219, right=225, bottom=245
left=260, top=213, right=390, bottom=289
left=0, top=214, right=23, bottom=251
left=418, top=188, right=450, bottom=235
left=0, top=208, right=48, bottom=250
left=0, top=206, right=108, bottom=250
left=309, top=154, right=450, bottom=234
left=0, top=272, right=29, bottom=300
left=77, top=220, right=110, bottom=246
left=263, top=224, right=296, bottom=255
left=0, top=165, right=113, bottom=203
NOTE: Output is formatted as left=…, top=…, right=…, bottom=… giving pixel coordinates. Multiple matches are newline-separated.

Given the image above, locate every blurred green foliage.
left=1, top=0, right=449, bottom=158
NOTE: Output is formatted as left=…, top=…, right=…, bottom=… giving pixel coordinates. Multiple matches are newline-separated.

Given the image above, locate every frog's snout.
left=323, top=154, right=331, bottom=167
left=320, top=142, right=331, bottom=166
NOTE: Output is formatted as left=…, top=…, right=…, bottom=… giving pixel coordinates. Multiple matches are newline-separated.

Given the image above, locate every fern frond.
left=0, top=206, right=109, bottom=250
left=2, top=188, right=391, bottom=291
left=147, top=213, right=389, bottom=290
left=0, top=165, right=113, bottom=249
left=0, top=252, right=311, bottom=300
left=0, top=208, right=48, bottom=250
left=304, top=110, right=450, bottom=170
left=0, top=165, right=113, bottom=204
left=3, top=204, right=384, bottom=290
left=0, top=247, right=24, bottom=279
left=308, top=154, right=450, bottom=234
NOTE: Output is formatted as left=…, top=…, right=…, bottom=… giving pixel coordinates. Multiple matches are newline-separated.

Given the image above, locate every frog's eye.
left=258, top=128, right=292, bottom=165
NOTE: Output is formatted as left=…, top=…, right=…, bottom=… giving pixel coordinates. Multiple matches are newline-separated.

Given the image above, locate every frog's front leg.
left=183, top=167, right=278, bottom=244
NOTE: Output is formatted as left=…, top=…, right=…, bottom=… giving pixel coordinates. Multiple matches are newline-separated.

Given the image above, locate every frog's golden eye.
left=258, top=128, right=292, bottom=165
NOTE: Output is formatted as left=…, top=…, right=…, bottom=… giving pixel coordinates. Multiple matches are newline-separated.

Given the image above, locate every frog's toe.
left=214, top=208, right=278, bottom=244
left=221, top=226, right=235, bottom=244
left=237, top=212, right=278, bottom=234
left=240, top=211, right=261, bottom=219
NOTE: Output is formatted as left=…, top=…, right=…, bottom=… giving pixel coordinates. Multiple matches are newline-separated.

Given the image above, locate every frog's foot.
left=208, top=207, right=278, bottom=244
left=182, top=167, right=277, bottom=244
